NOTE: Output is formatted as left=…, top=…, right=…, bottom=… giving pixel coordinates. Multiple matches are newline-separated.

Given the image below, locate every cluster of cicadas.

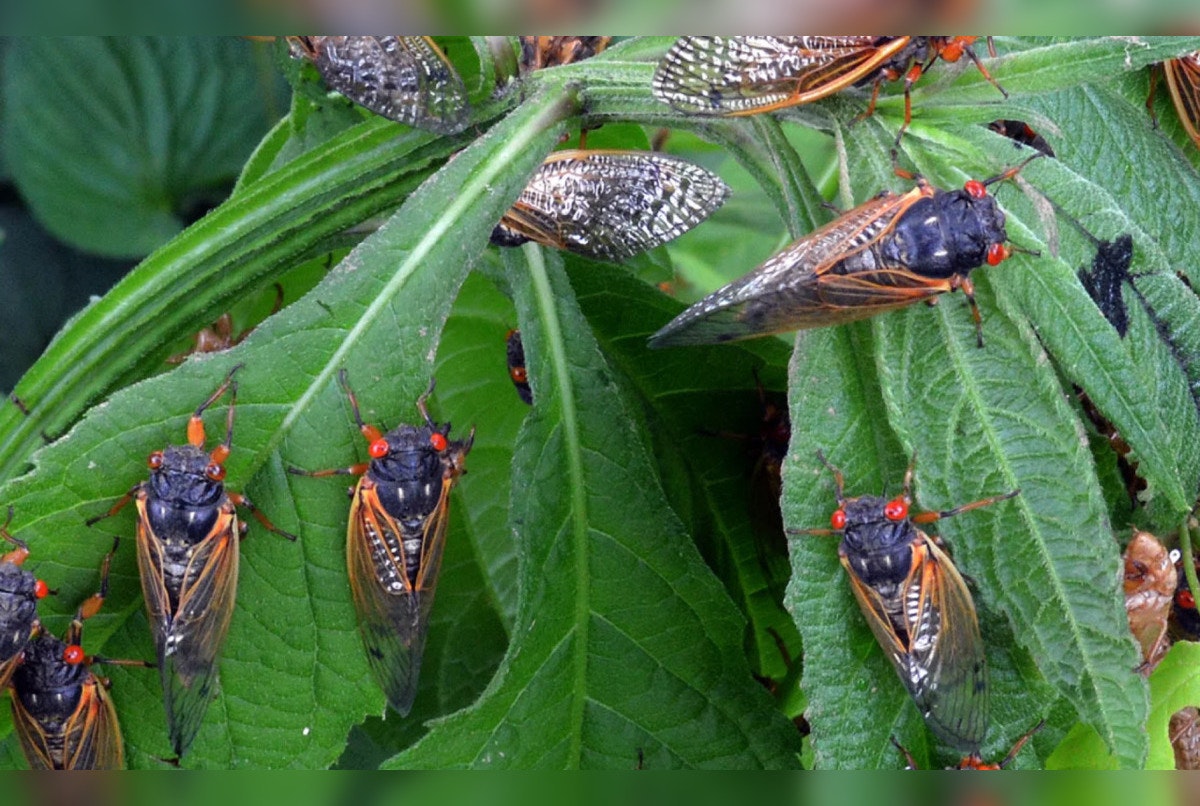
left=11, top=36, right=1198, bottom=769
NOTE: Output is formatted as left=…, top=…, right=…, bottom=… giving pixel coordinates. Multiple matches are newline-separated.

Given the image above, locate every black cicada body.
left=0, top=508, right=50, bottom=692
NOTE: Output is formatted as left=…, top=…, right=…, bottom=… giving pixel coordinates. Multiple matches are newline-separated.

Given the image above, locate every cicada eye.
left=369, top=438, right=390, bottom=459
left=148, top=451, right=165, bottom=470
left=429, top=433, right=448, bottom=452
left=1179, top=590, right=1197, bottom=610
left=987, top=243, right=1010, bottom=266
left=884, top=497, right=908, bottom=521
left=964, top=179, right=987, bottom=199
left=206, top=463, right=227, bottom=482
left=62, top=645, right=85, bottom=665
left=830, top=509, right=847, bottom=530
left=34, top=579, right=49, bottom=599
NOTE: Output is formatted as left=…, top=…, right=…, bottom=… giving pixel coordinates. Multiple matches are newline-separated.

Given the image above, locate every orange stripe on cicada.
left=648, top=156, right=1040, bottom=350
left=0, top=507, right=52, bottom=693
left=86, top=364, right=295, bottom=758
left=287, top=36, right=469, bottom=135
left=490, top=149, right=730, bottom=262
left=289, top=372, right=473, bottom=715
left=794, top=451, right=1018, bottom=754
left=10, top=538, right=149, bottom=770
left=1163, top=50, right=1200, bottom=150
left=652, top=36, right=1005, bottom=142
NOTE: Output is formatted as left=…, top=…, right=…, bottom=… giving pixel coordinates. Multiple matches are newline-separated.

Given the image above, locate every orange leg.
left=227, top=490, right=297, bottom=542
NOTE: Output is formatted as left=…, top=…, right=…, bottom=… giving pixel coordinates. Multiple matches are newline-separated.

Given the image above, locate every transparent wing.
left=652, top=36, right=906, bottom=115
left=1165, top=52, right=1200, bottom=149
left=62, top=680, right=124, bottom=770
left=137, top=497, right=238, bottom=757
left=496, top=150, right=730, bottom=261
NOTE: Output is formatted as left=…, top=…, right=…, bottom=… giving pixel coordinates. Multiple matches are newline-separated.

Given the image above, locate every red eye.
left=964, top=179, right=987, bottom=199
left=369, top=439, right=390, bottom=459
left=34, top=580, right=49, bottom=599
left=62, top=645, right=85, bottom=665
left=429, top=433, right=448, bottom=452
left=148, top=451, right=164, bottom=470
left=206, top=463, right=226, bottom=482
left=884, top=497, right=908, bottom=521
left=987, top=243, right=1010, bottom=266
left=1180, top=590, right=1196, bottom=610
left=830, top=509, right=847, bottom=530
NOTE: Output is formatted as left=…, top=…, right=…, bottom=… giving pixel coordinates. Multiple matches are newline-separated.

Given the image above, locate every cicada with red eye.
left=1123, top=529, right=1175, bottom=675
left=648, top=156, right=1040, bottom=350
left=796, top=451, right=1018, bottom=753
left=490, top=149, right=730, bottom=262
left=653, top=36, right=1005, bottom=142
left=891, top=719, right=1045, bottom=769
left=506, top=329, right=533, bottom=405
left=289, top=372, right=474, bottom=715
left=86, top=364, right=296, bottom=757
left=10, top=538, right=149, bottom=770
left=0, top=507, right=52, bottom=692
left=1163, top=50, right=1200, bottom=150
left=287, top=36, right=469, bottom=135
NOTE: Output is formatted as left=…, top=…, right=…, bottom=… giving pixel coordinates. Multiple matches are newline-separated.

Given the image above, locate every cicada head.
left=12, top=633, right=89, bottom=724
left=833, top=494, right=920, bottom=589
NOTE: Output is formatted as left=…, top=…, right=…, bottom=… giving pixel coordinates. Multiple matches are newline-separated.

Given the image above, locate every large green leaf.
left=0, top=86, right=575, bottom=768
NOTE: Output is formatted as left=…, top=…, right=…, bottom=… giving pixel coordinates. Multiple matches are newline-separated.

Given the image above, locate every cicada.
left=87, top=364, right=296, bottom=757
left=891, top=719, right=1045, bottom=769
left=0, top=507, right=51, bottom=692
left=799, top=452, right=1018, bottom=753
left=167, top=284, right=284, bottom=365
left=490, top=149, right=730, bottom=262
left=988, top=119, right=1056, bottom=158
left=289, top=372, right=473, bottom=715
left=1123, top=529, right=1175, bottom=675
left=1163, top=50, right=1200, bottom=149
left=652, top=36, right=1005, bottom=139
left=287, top=36, right=468, bottom=134
left=648, top=157, right=1039, bottom=350
left=506, top=329, right=533, bottom=405
left=519, top=36, right=611, bottom=73
left=10, top=538, right=144, bottom=770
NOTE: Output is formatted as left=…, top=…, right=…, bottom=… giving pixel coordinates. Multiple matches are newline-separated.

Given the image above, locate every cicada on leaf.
left=87, top=365, right=296, bottom=757
left=1123, top=529, right=1175, bottom=675
left=797, top=452, right=1018, bottom=754
left=290, top=372, right=473, bottom=715
left=1163, top=50, right=1200, bottom=149
left=490, top=149, right=730, bottom=262
left=649, top=157, right=1039, bottom=350
left=0, top=507, right=51, bottom=693
left=10, top=539, right=146, bottom=770
left=288, top=36, right=469, bottom=134
left=652, top=36, right=1004, bottom=141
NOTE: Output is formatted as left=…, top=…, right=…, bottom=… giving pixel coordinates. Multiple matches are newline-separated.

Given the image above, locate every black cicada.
left=648, top=157, right=1039, bottom=350
left=87, top=364, right=296, bottom=757
left=10, top=539, right=144, bottom=770
left=290, top=372, right=473, bottom=715
left=799, top=452, right=1018, bottom=753
left=506, top=329, right=533, bottom=405
left=653, top=36, right=1005, bottom=140
left=0, top=507, right=51, bottom=693
left=287, top=36, right=469, bottom=134
left=490, top=149, right=730, bottom=262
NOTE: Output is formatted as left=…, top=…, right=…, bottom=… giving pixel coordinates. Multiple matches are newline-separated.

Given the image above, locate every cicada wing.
left=0, top=654, right=20, bottom=692
left=61, top=681, right=125, bottom=770
left=906, top=537, right=989, bottom=752
left=300, top=36, right=468, bottom=134
left=136, top=498, right=239, bottom=756
left=652, top=36, right=905, bottom=115
left=496, top=151, right=730, bottom=262
left=348, top=479, right=450, bottom=715
left=1165, top=53, right=1200, bottom=149
left=648, top=188, right=933, bottom=347
left=11, top=696, right=56, bottom=769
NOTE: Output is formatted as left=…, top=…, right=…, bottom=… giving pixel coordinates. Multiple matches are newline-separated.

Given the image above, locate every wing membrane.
left=1165, top=53, right=1200, bottom=148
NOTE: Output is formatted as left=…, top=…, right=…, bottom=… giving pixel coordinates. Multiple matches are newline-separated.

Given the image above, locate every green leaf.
left=386, top=247, right=801, bottom=769
left=2, top=37, right=286, bottom=257
left=0, top=86, right=577, bottom=768
left=1148, top=642, right=1200, bottom=769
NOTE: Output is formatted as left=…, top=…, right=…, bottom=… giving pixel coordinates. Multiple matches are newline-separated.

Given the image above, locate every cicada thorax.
left=0, top=514, right=49, bottom=690
left=287, top=35, right=469, bottom=135
left=490, top=149, right=730, bottom=262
